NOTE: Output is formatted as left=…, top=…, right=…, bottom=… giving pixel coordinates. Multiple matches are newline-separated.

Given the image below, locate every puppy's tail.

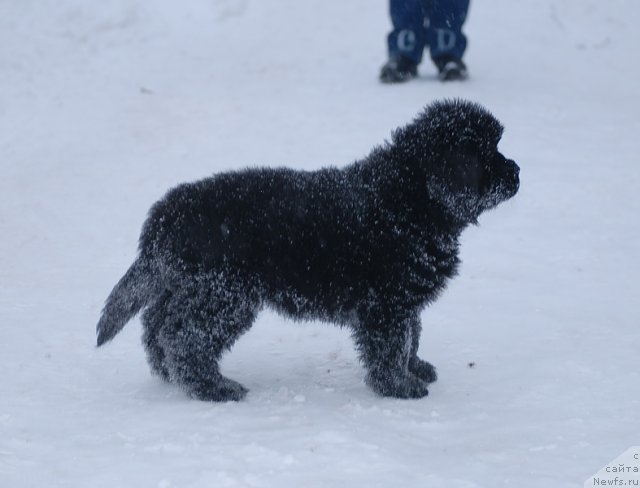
left=96, top=256, right=158, bottom=347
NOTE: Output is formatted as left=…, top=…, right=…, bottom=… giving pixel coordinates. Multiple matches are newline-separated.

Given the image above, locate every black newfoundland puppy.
left=97, top=99, right=519, bottom=401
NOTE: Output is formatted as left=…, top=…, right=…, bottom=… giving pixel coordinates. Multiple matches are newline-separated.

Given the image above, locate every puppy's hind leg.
left=157, top=273, right=260, bottom=402
left=141, top=290, right=173, bottom=382
left=353, top=305, right=430, bottom=399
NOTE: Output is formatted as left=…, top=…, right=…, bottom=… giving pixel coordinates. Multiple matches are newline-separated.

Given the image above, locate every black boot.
left=379, top=56, right=418, bottom=83
left=434, top=57, right=468, bottom=81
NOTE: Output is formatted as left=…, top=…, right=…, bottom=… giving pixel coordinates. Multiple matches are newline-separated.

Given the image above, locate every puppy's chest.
left=410, top=232, right=460, bottom=283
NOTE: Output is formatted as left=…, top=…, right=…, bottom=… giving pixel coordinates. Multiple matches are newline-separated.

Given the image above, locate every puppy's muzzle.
left=506, top=159, right=520, bottom=195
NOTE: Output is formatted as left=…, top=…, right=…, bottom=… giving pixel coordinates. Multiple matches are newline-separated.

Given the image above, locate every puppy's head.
left=393, top=99, right=520, bottom=223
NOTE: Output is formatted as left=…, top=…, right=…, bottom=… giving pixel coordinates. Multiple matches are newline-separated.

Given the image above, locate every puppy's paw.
left=186, top=376, right=248, bottom=402
left=366, top=370, right=429, bottom=399
left=409, top=357, right=438, bottom=384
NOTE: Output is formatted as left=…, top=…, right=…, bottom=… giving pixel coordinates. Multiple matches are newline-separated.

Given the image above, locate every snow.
left=0, top=0, right=638, bottom=486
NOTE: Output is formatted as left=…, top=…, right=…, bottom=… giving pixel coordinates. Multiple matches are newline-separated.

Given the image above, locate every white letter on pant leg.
left=436, top=29, right=456, bottom=51
left=398, top=29, right=417, bottom=52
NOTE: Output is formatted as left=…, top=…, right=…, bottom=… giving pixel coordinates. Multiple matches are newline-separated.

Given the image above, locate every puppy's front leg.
left=353, top=306, right=430, bottom=399
left=407, top=315, right=438, bottom=384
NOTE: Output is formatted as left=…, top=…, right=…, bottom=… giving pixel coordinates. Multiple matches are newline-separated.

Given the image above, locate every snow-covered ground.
left=1, top=1, right=638, bottom=486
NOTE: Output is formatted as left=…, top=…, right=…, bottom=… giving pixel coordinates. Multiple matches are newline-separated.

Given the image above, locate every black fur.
left=97, top=99, right=519, bottom=401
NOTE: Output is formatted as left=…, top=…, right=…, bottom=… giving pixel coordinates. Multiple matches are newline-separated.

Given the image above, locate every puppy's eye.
left=493, top=151, right=506, bottom=164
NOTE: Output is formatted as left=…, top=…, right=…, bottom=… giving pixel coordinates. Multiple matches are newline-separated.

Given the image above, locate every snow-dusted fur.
left=96, top=99, right=520, bottom=401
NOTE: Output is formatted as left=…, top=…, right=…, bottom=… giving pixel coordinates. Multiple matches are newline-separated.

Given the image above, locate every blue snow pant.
left=387, top=0, right=470, bottom=64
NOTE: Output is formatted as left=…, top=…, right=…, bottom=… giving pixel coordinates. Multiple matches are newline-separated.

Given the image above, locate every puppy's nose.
left=507, top=159, right=520, bottom=175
